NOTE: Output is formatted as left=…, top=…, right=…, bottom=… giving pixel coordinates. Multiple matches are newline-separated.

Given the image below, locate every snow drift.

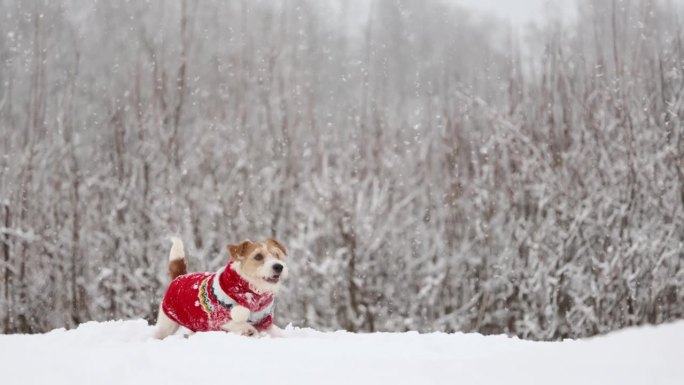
left=1, top=320, right=682, bottom=385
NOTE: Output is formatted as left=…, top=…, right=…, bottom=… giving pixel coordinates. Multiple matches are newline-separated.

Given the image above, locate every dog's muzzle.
left=265, top=263, right=284, bottom=283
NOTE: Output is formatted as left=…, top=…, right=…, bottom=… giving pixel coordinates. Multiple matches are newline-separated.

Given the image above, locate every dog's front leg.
left=154, top=305, right=180, bottom=340
left=221, top=306, right=257, bottom=336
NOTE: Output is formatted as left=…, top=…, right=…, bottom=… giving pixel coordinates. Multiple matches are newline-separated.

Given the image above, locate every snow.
left=1, top=320, right=682, bottom=385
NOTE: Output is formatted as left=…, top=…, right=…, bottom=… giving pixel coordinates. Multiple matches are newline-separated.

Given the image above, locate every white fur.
left=256, top=253, right=289, bottom=281
left=154, top=305, right=180, bottom=340
left=168, top=237, right=185, bottom=261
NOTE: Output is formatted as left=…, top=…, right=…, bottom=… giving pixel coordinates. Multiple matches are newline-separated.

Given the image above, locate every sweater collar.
left=213, top=263, right=274, bottom=311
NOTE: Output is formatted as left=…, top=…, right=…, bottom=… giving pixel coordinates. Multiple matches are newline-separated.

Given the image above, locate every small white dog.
left=154, top=238, right=288, bottom=339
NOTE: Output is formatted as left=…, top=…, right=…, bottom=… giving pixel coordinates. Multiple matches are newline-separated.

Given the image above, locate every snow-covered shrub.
left=0, top=0, right=682, bottom=339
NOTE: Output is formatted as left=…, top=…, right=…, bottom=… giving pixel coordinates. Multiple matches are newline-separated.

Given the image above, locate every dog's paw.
left=225, top=322, right=258, bottom=337
left=239, top=324, right=258, bottom=337
left=221, top=321, right=259, bottom=337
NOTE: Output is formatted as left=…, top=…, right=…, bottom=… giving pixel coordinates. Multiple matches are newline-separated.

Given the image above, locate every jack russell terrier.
left=154, top=238, right=288, bottom=339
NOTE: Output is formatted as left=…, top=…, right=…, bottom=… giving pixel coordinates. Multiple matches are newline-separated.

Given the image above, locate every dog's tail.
left=168, top=237, right=187, bottom=281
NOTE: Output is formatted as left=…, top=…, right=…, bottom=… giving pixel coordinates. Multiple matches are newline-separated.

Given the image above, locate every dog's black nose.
left=272, top=263, right=284, bottom=273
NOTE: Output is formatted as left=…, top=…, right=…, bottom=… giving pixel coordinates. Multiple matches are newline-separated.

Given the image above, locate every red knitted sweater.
left=161, top=263, right=274, bottom=332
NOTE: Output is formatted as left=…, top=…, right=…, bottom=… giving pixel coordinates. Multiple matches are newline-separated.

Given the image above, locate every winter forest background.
left=1, top=0, right=683, bottom=340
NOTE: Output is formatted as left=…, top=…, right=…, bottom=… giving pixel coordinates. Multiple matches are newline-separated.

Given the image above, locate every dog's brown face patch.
left=228, top=240, right=257, bottom=261
left=266, top=239, right=287, bottom=257
left=235, top=243, right=276, bottom=277
left=228, top=239, right=286, bottom=261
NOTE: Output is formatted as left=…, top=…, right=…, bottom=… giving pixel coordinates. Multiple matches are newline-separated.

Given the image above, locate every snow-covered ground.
left=1, top=320, right=682, bottom=385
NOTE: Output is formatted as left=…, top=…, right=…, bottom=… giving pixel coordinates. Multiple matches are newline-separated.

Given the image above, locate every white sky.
left=336, top=0, right=579, bottom=37
left=451, top=0, right=576, bottom=26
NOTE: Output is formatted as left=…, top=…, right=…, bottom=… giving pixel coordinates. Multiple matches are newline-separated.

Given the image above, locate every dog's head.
left=228, top=239, right=288, bottom=293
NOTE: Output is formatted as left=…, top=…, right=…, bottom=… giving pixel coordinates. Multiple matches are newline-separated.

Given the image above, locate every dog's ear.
left=228, top=240, right=256, bottom=261
left=266, top=239, right=287, bottom=257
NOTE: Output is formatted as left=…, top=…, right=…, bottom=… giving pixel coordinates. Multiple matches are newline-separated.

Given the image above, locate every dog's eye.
left=254, top=253, right=264, bottom=261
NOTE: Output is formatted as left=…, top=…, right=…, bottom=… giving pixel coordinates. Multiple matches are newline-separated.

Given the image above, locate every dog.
left=154, top=237, right=288, bottom=339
